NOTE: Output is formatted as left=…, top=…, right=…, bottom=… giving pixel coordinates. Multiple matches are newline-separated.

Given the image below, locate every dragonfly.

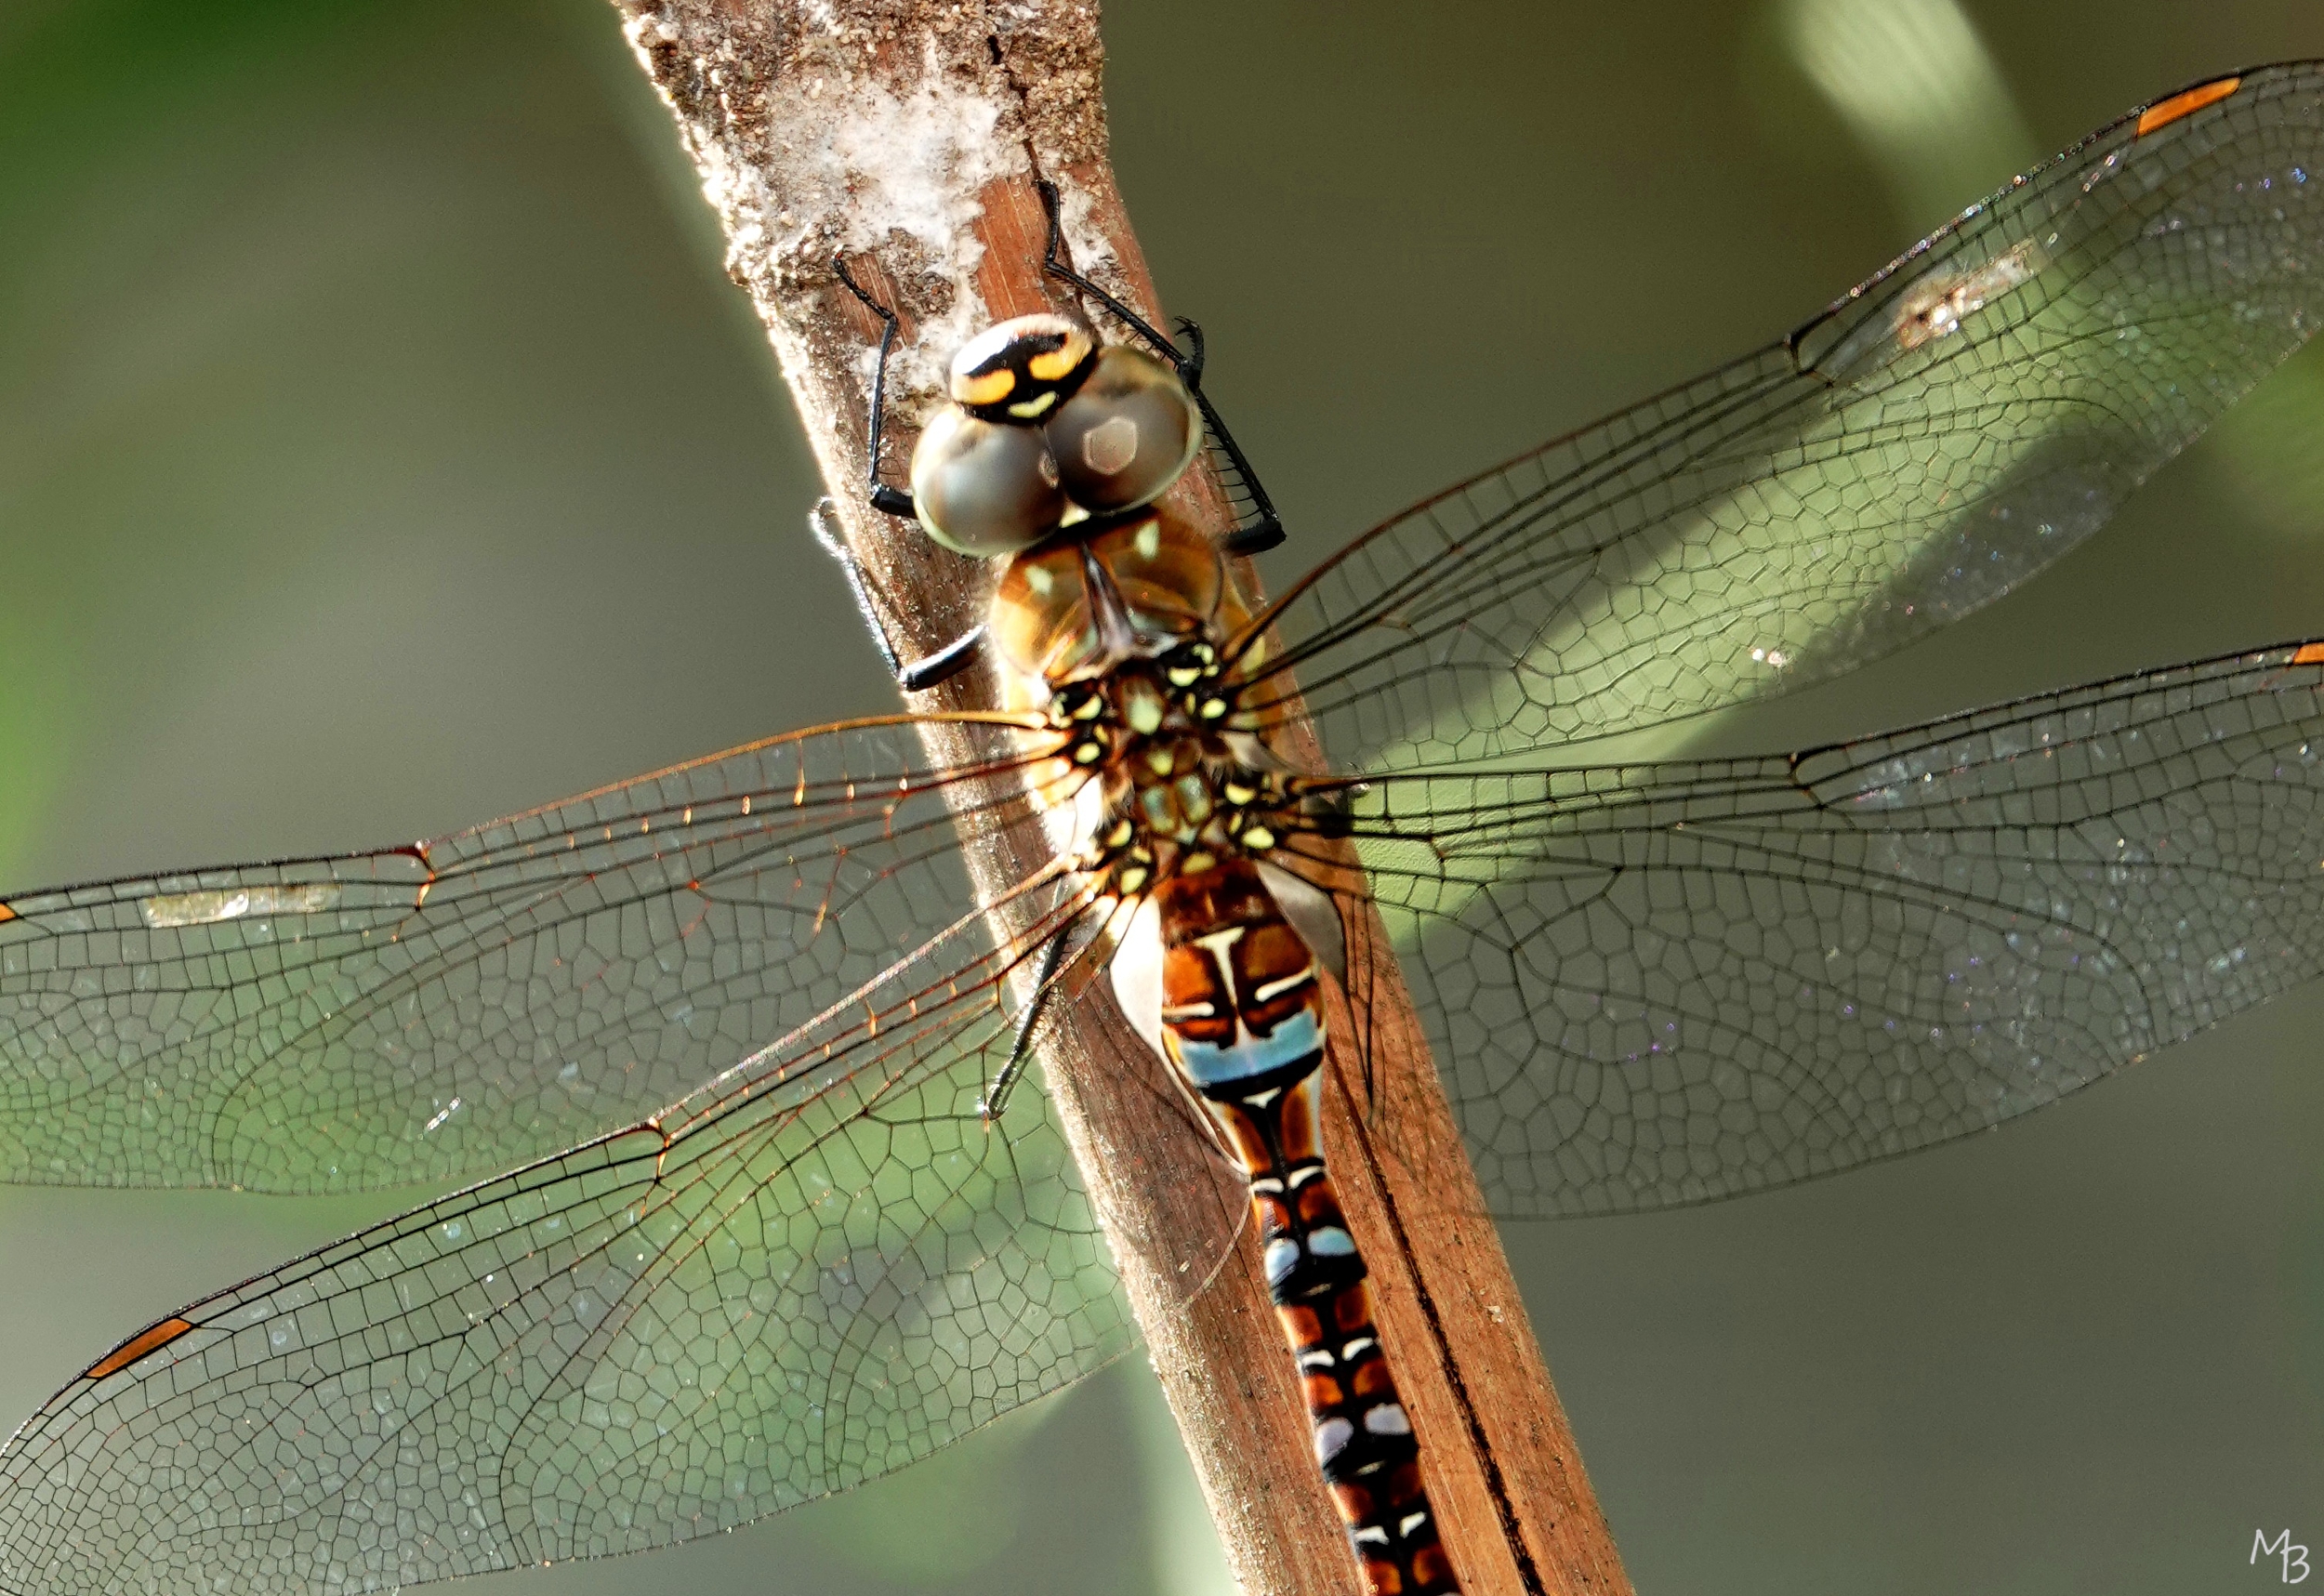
left=5, top=59, right=2324, bottom=1596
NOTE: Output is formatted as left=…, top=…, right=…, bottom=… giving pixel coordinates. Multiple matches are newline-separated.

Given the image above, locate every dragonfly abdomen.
left=1128, top=859, right=1459, bottom=1596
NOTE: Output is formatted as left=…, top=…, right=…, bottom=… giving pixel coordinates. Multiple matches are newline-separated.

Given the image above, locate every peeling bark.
left=602, top=4, right=1635, bottom=1592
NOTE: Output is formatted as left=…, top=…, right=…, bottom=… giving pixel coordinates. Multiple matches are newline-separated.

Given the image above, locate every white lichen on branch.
left=611, top=0, right=1111, bottom=423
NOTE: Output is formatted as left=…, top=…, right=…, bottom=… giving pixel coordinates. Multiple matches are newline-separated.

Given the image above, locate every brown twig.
left=603, top=4, right=1635, bottom=1591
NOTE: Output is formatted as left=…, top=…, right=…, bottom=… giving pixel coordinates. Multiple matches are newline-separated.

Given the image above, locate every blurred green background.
left=4, top=2, right=2324, bottom=1593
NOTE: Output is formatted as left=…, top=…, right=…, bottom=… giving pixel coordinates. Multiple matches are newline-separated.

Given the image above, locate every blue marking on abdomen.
left=1171, top=1008, right=1325, bottom=1088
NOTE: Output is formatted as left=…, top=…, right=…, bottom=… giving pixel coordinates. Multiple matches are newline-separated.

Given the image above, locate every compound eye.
left=949, top=314, right=1098, bottom=423
left=908, top=406, right=1067, bottom=558
left=1044, top=346, right=1201, bottom=515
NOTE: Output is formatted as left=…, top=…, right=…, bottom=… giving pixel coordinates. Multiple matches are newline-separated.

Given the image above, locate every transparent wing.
left=1243, top=62, right=2324, bottom=769
left=0, top=712, right=1066, bottom=1193
left=0, top=876, right=1144, bottom=1596
left=1320, top=643, right=2324, bottom=1216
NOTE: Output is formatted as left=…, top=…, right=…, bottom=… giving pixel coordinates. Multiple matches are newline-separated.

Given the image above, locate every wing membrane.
left=0, top=712, right=1069, bottom=1193
left=1326, top=644, right=2324, bottom=1215
left=0, top=876, right=1139, bottom=1596
left=1248, top=62, right=2324, bottom=770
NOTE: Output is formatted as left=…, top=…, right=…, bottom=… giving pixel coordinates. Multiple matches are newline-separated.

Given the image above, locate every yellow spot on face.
left=86, top=1317, right=196, bottom=1379
left=1008, top=390, right=1060, bottom=420
left=2295, top=642, right=2324, bottom=666
left=956, top=369, right=1015, bottom=407
left=2136, top=75, right=2240, bottom=136
left=1134, top=517, right=1162, bottom=560
left=1028, top=336, right=1089, bottom=381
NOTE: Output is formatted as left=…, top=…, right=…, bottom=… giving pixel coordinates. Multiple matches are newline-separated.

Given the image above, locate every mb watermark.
left=2256, top=1529, right=2311, bottom=1583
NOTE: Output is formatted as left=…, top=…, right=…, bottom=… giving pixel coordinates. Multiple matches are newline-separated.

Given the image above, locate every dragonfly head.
left=910, top=315, right=1202, bottom=558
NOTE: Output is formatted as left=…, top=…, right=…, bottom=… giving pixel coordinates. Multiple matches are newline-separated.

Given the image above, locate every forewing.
left=0, top=712, right=1065, bottom=1193
left=0, top=886, right=1138, bottom=1596
left=1248, top=63, right=2324, bottom=768
left=1329, top=644, right=2324, bottom=1215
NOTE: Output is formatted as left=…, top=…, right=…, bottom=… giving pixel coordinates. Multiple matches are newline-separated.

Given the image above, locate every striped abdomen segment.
left=1150, top=862, right=1458, bottom=1596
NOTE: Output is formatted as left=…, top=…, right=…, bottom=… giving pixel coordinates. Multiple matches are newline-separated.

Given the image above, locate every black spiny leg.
left=824, top=257, right=988, bottom=692
left=832, top=255, right=918, bottom=521
left=1034, top=179, right=1286, bottom=555
left=981, top=928, right=1074, bottom=1124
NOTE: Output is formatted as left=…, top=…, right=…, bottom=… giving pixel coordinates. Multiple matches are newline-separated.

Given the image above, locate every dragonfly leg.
left=982, top=928, right=1074, bottom=1123
left=809, top=500, right=986, bottom=691
left=831, top=254, right=918, bottom=522
left=1033, top=179, right=1286, bottom=555
left=826, top=257, right=992, bottom=689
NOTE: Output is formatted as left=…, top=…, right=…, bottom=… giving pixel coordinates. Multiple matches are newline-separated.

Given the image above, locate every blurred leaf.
left=1770, top=0, right=2037, bottom=232
left=2210, top=338, right=2324, bottom=539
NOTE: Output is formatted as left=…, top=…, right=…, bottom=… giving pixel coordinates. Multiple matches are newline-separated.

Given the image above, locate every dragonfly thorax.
left=1051, top=650, right=1293, bottom=900
left=993, top=515, right=1293, bottom=901
left=988, top=509, right=1248, bottom=691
